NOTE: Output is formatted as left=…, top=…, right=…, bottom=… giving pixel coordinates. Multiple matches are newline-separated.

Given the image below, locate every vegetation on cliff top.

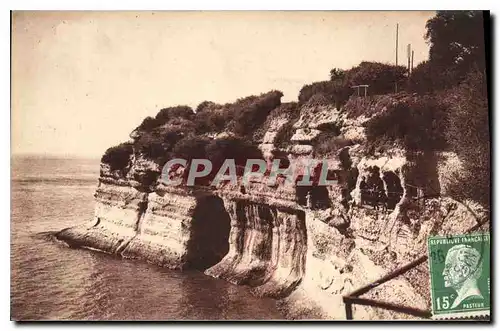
left=102, top=91, right=278, bottom=182
left=102, top=142, right=133, bottom=172
left=364, top=96, right=449, bottom=152
left=298, top=61, right=407, bottom=108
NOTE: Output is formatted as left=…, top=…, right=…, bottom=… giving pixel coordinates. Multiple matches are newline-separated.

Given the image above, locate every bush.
left=229, top=90, right=283, bottom=137
left=298, top=81, right=350, bottom=106
left=193, top=90, right=283, bottom=138
left=445, top=69, right=490, bottom=207
left=101, top=142, right=133, bottom=171
left=253, top=102, right=299, bottom=142
left=195, top=101, right=219, bottom=113
left=299, top=81, right=334, bottom=104
left=194, top=110, right=229, bottom=134
left=155, top=106, right=195, bottom=125
left=272, top=102, right=300, bottom=118
left=346, top=61, right=407, bottom=96
left=274, top=121, right=297, bottom=149
left=365, top=96, right=448, bottom=152
left=299, top=62, right=407, bottom=106
left=312, top=132, right=353, bottom=157
left=133, top=106, right=195, bottom=136
left=135, top=116, right=161, bottom=132
left=408, top=60, right=463, bottom=95
left=134, top=127, right=186, bottom=164
left=172, top=137, right=210, bottom=161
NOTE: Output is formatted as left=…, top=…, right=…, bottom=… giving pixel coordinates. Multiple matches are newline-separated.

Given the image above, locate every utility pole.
left=396, top=24, right=399, bottom=66
left=411, top=50, right=414, bottom=73
left=395, top=23, right=399, bottom=93
left=407, top=44, right=411, bottom=75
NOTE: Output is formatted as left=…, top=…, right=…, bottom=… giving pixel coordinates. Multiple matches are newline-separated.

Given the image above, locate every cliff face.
left=57, top=178, right=232, bottom=270
left=56, top=92, right=488, bottom=320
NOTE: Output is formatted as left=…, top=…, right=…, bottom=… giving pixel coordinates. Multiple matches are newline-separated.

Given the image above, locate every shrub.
left=346, top=62, right=407, bottom=94
left=312, top=132, right=353, bottom=157
left=194, top=109, right=230, bottom=134
left=134, top=127, right=186, bottom=164
left=365, top=96, right=448, bottom=152
left=135, top=116, right=161, bottom=132
left=445, top=68, right=490, bottom=207
left=299, top=62, right=407, bottom=106
left=330, top=68, right=346, bottom=82
left=274, top=121, right=297, bottom=149
left=195, top=101, right=219, bottom=113
left=272, top=102, right=300, bottom=118
left=229, top=90, right=283, bottom=137
left=253, top=102, right=299, bottom=142
left=408, top=60, right=462, bottom=95
left=133, top=106, right=195, bottom=137
left=172, top=137, right=210, bottom=161
left=298, top=81, right=349, bottom=106
left=194, top=90, right=283, bottom=137
left=101, top=142, right=133, bottom=171
left=155, top=106, right=195, bottom=125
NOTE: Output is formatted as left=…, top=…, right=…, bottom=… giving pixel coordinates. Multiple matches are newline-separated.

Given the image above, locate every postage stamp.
left=427, top=232, right=490, bottom=319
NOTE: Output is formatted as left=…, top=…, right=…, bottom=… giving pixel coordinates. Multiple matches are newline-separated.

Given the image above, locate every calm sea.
left=10, top=156, right=285, bottom=321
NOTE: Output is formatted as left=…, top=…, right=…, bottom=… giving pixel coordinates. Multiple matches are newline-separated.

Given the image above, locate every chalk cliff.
left=56, top=91, right=489, bottom=320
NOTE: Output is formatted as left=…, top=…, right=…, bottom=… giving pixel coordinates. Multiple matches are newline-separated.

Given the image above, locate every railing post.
left=343, top=297, right=353, bottom=320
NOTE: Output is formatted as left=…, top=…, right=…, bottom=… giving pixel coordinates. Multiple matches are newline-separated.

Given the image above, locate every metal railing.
left=342, top=214, right=488, bottom=320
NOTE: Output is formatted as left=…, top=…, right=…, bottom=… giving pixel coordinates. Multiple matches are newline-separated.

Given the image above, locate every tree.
left=329, top=68, right=345, bottom=82
left=425, top=11, right=486, bottom=85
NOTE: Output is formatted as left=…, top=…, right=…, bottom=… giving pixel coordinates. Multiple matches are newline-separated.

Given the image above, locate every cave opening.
left=187, top=195, right=231, bottom=270
left=382, top=171, right=404, bottom=210
left=360, top=166, right=386, bottom=210
left=296, top=186, right=331, bottom=210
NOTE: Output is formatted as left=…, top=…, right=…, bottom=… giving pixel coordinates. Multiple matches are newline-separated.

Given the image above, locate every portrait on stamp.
left=442, top=244, right=484, bottom=309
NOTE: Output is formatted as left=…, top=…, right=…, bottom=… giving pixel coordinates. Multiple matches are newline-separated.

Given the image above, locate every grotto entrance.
left=187, top=195, right=231, bottom=270
left=382, top=171, right=404, bottom=210
left=296, top=186, right=331, bottom=210
left=360, top=166, right=386, bottom=210
left=359, top=168, right=404, bottom=211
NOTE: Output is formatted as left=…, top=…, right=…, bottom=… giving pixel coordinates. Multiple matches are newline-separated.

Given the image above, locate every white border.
left=4, top=1, right=499, bottom=330
left=3, top=1, right=500, bottom=10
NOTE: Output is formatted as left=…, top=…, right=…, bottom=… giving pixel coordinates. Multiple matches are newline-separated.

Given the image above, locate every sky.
left=12, top=11, right=435, bottom=157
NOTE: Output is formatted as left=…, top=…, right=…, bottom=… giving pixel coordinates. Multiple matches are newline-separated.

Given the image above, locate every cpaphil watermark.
left=160, top=158, right=339, bottom=187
